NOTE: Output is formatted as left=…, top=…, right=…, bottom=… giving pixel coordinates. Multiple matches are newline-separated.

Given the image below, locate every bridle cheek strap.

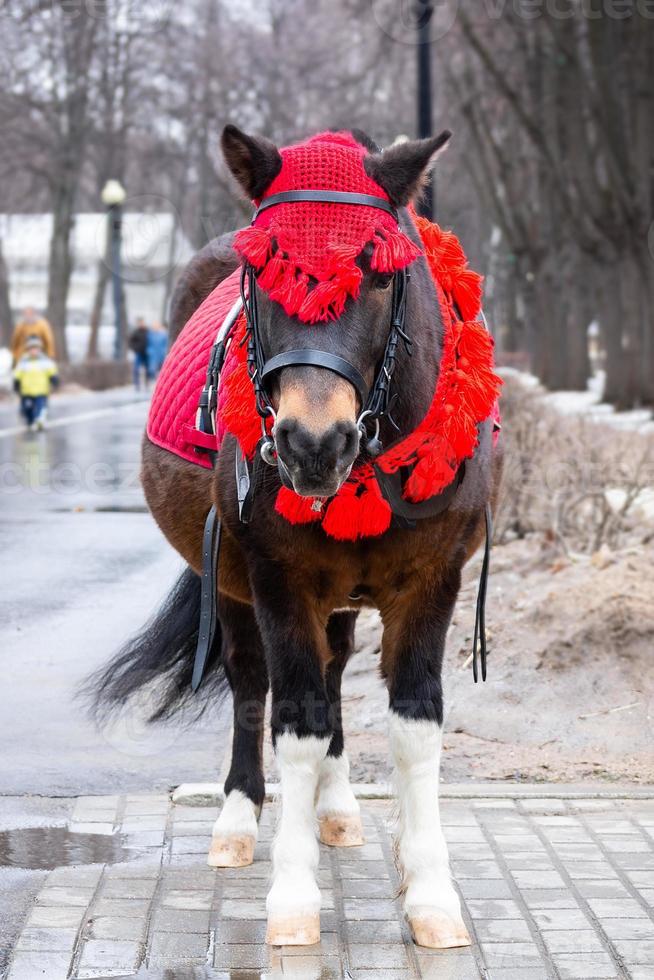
left=260, top=349, right=368, bottom=409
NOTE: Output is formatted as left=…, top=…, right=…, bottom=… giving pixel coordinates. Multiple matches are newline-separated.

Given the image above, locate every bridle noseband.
left=240, top=190, right=412, bottom=465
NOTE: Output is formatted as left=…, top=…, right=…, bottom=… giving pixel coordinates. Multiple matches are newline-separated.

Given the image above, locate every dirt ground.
left=336, top=535, right=654, bottom=785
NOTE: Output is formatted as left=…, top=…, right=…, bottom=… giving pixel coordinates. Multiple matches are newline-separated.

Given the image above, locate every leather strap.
left=472, top=503, right=492, bottom=683
left=261, top=349, right=368, bottom=407
left=183, top=423, right=217, bottom=452
left=235, top=445, right=252, bottom=522
left=253, top=189, right=397, bottom=221
left=191, top=505, right=222, bottom=692
left=374, top=463, right=465, bottom=521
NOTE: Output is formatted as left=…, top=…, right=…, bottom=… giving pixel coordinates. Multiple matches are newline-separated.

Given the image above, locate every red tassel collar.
left=219, top=206, right=502, bottom=542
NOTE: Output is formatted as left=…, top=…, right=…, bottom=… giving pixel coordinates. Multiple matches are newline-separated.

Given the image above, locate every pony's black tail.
left=82, top=567, right=228, bottom=724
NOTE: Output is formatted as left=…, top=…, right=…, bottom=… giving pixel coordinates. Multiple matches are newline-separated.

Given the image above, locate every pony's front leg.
left=317, top=611, right=364, bottom=847
left=253, top=574, right=331, bottom=946
left=382, top=570, right=470, bottom=950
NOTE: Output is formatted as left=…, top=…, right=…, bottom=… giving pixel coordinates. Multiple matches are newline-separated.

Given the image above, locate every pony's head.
left=222, top=125, right=450, bottom=498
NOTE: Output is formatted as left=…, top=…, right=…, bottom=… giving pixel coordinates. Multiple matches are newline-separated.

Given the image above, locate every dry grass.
left=495, top=378, right=654, bottom=553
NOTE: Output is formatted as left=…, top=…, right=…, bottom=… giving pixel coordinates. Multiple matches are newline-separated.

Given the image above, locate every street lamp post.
left=100, top=179, right=127, bottom=360
left=416, top=0, right=434, bottom=219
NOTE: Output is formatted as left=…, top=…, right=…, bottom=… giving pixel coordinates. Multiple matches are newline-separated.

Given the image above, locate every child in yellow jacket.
left=13, top=336, right=59, bottom=430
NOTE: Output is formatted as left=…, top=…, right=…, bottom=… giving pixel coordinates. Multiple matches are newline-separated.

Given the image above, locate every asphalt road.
left=0, top=387, right=229, bottom=797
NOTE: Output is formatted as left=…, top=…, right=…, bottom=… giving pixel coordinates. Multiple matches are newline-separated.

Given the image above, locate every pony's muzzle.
left=273, top=417, right=360, bottom=497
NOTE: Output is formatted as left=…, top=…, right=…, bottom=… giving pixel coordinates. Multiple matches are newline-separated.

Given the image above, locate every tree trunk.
left=635, top=252, right=654, bottom=406
left=0, top=238, right=13, bottom=347
left=87, top=262, right=109, bottom=360
left=563, top=310, right=590, bottom=391
left=561, top=252, right=591, bottom=391
left=46, top=189, right=75, bottom=363
left=600, top=261, right=630, bottom=408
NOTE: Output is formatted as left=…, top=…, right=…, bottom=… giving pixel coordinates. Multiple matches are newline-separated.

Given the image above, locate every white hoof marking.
left=389, top=714, right=466, bottom=942
left=266, top=733, right=329, bottom=942
left=209, top=789, right=258, bottom=868
left=316, top=752, right=364, bottom=847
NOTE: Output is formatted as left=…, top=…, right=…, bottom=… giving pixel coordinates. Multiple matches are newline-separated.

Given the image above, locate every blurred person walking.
left=13, top=335, right=59, bottom=431
left=128, top=316, right=151, bottom=391
left=11, top=307, right=56, bottom=364
left=147, top=321, right=168, bottom=378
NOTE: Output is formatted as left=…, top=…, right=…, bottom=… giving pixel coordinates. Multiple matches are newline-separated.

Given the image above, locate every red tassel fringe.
left=222, top=212, right=503, bottom=539
left=234, top=224, right=417, bottom=324
left=275, top=486, right=322, bottom=525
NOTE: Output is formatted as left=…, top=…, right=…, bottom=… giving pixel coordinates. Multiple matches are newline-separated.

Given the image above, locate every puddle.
left=0, top=827, right=134, bottom=870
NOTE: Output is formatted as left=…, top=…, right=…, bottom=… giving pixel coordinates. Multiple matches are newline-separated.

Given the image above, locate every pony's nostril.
left=339, top=421, right=360, bottom=461
left=273, top=418, right=298, bottom=459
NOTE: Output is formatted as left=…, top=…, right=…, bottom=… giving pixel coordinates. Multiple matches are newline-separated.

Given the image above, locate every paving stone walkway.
left=4, top=791, right=654, bottom=979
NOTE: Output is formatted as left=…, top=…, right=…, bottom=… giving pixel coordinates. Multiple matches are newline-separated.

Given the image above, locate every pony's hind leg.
left=208, top=595, right=268, bottom=869
left=317, top=611, right=364, bottom=848
left=381, top=568, right=470, bottom=950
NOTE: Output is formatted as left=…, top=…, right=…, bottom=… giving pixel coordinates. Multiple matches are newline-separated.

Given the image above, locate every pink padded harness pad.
left=147, top=268, right=242, bottom=469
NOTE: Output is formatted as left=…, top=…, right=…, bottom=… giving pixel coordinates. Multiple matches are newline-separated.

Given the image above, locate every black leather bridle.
left=191, top=189, right=494, bottom=692
left=240, top=189, right=412, bottom=465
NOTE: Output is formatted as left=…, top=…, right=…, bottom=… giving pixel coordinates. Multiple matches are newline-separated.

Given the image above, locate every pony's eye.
left=373, top=272, right=394, bottom=290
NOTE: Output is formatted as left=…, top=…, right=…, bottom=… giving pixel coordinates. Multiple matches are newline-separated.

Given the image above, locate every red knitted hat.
left=232, top=131, right=422, bottom=323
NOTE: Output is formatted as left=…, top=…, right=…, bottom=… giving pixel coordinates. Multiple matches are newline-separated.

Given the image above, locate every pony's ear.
left=364, top=131, right=452, bottom=208
left=221, top=124, right=282, bottom=200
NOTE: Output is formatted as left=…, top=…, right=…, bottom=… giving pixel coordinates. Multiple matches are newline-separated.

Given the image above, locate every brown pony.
left=90, top=126, right=502, bottom=949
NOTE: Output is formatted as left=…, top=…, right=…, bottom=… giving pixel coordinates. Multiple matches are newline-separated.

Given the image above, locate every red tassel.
left=298, top=279, right=343, bottom=322
left=273, top=270, right=310, bottom=318
left=321, top=483, right=363, bottom=540
left=233, top=226, right=272, bottom=268
left=452, top=268, right=483, bottom=321
left=441, top=411, right=478, bottom=459
left=372, top=230, right=421, bottom=272
left=221, top=361, right=261, bottom=457
left=389, top=229, right=422, bottom=267
left=437, top=228, right=466, bottom=268
left=404, top=444, right=457, bottom=501
left=371, top=232, right=394, bottom=272
left=332, top=262, right=363, bottom=298
left=257, top=252, right=287, bottom=292
left=325, top=243, right=359, bottom=273
left=357, top=478, right=392, bottom=536
left=275, top=487, right=322, bottom=525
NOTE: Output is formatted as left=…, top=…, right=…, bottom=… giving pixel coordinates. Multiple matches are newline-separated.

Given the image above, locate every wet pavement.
left=2, top=789, right=654, bottom=979
left=0, top=828, right=135, bottom=872
left=0, top=387, right=228, bottom=971
left=0, top=387, right=228, bottom=799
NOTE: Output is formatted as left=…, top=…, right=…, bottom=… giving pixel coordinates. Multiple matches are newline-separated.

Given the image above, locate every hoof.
left=319, top=813, right=365, bottom=847
left=207, top=833, right=255, bottom=868
left=409, top=912, right=471, bottom=949
left=266, top=913, right=320, bottom=946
